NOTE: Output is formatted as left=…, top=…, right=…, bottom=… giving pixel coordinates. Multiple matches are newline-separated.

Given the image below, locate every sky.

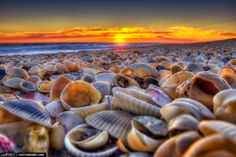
left=0, top=0, right=236, bottom=43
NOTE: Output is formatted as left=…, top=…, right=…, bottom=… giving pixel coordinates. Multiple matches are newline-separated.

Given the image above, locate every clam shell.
left=0, top=99, right=52, bottom=127
left=129, top=63, right=158, bottom=79
left=183, top=63, right=204, bottom=74
left=114, top=74, right=140, bottom=88
left=6, top=67, right=29, bottom=80
left=50, top=75, right=72, bottom=101
left=28, top=75, right=41, bottom=85
left=85, top=110, right=132, bottom=139
left=65, top=124, right=118, bottom=157
left=37, top=80, right=54, bottom=93
left=171, top=64, right=183, bottom=74
left=112, top=91, right=161, bottom=117
left=95, top=73, right=116, bottom=85
left=28, top=66, right=41, bottom=75
left=72, top=102, right=109, bottom=119
left=81, top=73, right=95, bottom=83
left=61, top=80, right=101, bottom=109
left=45, top=100, right=65, bottom=117
left=219, top=67, right=236, bottom=88
left=20, top=80, right=36, bottom=92
left=3, top=77, right=24, bottom=89
left=92, top=81, right=112, bottom=98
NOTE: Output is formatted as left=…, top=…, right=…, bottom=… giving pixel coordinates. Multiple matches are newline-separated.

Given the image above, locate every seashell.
left=116, top=138, right=132, bottom=153
left=65, top=124, right=118, bottom=157
left=129, top=63, right=158, bottom=79
left=0, top=94, right=6, bottom=102
left=0, top=99, right=52, bottom=127
left=213, top=89, right=236, bottom=123
left=127, top=116, right=167, bottom=152
left=183, top=134, right=236, bottom=157
left=183, top=63, right=204, bottom=74
left=112, top=91, right=161, bottom=117
left=45, top=100, right=65, bottom=117
left=50, top=75, right=72, bottom=101
left=0, top=69, right=7, bottom=80
left=168, top=114, right=199, bottom=136
left=72, top=102, right=109, bottom=119
left=3, top=77, right=24, bottom=89
left=114, top=74, right=140, bottom=88
left=24, top=124, right=49, bottom=154
left=61, top=80, right=101, bottom=109
left=81, top=73, right=95, bottom=83
left=227, top=58, right=236, bottom=66
left=37, top=80, right=54, bottom=93
left=143, top=77, right=159, bottom=88
left=95, top=72, right=116, bottom=85
left=28, top=66, right=41, bottom=75
left=158, top=70, right=172, bottom=81
left=63, top=60, right=79, bottom=72
left=145, top=87, right=172, bottom=107
left=24, top=92, right=50, bottom=105
left=161, top=71, right=194, bottom=99
left=49, top=122, right=65, bottom=150
left=109, top=65, right=120, bottom=73
left=154, top=131, right=201, bottom=157
left=171, top=64, right=183, bottom=74
left=55, top=63, right=69, bottom=73
left=92, top=81, right=112, bottom=98
left=176, top=71, right=231, bottom=110
left=0, top=121, right=31, bottom=146
left=0, top=133, right=20, bottom=153
left=120, top=67, right=136, bottom=78
left=219, top=66, right=236, bottom=88
left=70, top=128, right=109, bottom=150
left=199, top=120, right=236, bottom=145
left=28, top=75, right=41, bottom=85
left=120, top=152, right=152, bottom=157
left=6, top=67, right=29, bottom=80
left=57, top=111, right=84, bottom=132
left=0, top=108, right=22, bottom=124
left=85, top=110, right=132, bottom=139
left=20, top=80, right=36, bottom=92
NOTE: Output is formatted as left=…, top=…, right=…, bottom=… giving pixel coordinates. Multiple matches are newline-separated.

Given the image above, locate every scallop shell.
left=85, top=110, right=132, bottom=139
left=112, top=91, right=161, bottom=117
left=37, top=80, right=54, bottom=93
left=65, top=124, right=118, bottom=157
left=161, top=71, right=194, bottom=99
left=154, top=131, right=201, bottom=157
left=3, top=77, right=24, bottom=89
left=213, top=89, right=236, bottom=123
left=24, top=124, right=49, bottom=154
left=50, top=75, right=72, bottom=101
left=92, top=81, right=112, bottom=98
left=61, top=80, right=101, bottom=109
left=20, top=80, right=36, bottom=92
left=127, top=116, right=167, bottom=152
left=95, top=73, right=116, bottom=85
left=45, top=100, right=65, bottom=117
left=219, top=66, right=236, bottom=88
left=183, top=134, right=236, bottom=157
left=0, top=99, right=52, bottom=127
left=129, top=63, right=158, bottom=79
left=72, top=102, right=109, bottom=119
left=176, top=71, right=231, bottom=110
left=114, top=74, right=140, bottom=88
left=6, top=67, right=29, bottom=80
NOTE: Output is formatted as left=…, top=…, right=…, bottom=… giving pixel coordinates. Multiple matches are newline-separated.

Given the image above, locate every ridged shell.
left=112, top=91, right=161, bottom=117
left=92, top=81, right=112, bottom=98
left=50, top=75, right=72, bottom=101
left=0, top=99, right=52, bottom=127
left=219, top=66, right=236, bottom=88
left=65, top=124, right=118, bottom=157
left=95, top=73, right=116, bottom=85
left=45, top=100, right=65, bottom=117
left=20, top=80, right=36, bottom=92
left=3, top=77, right=24, bottom=89
left=72, top=102, right=109, bottom=119
left=6, top=67, right=29, bottom=80
left=85, top=110, right=132, bottom=139
left=61, top=80, right=101, bottom=109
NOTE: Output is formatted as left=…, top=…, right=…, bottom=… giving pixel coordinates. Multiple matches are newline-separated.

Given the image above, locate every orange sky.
left=0, top=26, right=236, bottom=44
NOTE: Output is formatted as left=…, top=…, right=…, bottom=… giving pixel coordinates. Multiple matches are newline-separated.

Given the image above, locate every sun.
left=113, top=34, right=127, bottom=44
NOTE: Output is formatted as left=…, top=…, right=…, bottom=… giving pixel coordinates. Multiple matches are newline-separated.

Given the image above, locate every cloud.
left=0, top=26, right=235, bottom=43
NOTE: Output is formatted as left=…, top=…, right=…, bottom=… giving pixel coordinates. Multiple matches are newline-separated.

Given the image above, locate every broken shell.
left=92, top=81, right=112, bottom=98
left=0, top=99, right=52, bottom=127
left=50, top=75, right=72, bottom=101
left=20, top=80, right=36, bottom=92
left=3, top=77, right=24, bottom=89
left=49, top=122, right=65, bottom=150
left=219, top=66, right=236, bottom=88
left=161, top=71, right=194, bottom=99
left=37, top=80, right=54, bottom=93
left=61, top=80, right=101, bottom=109
left=176, top=71, right=231, bottom=110
left=85, top=110, right=132, bottom=139
left=6, top=67, right=29, bottom=80
left=154, top=131, right=201, bottom=157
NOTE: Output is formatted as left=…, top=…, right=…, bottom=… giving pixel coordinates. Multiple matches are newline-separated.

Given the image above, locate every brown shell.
left=219, top=66, right=236, bottom=88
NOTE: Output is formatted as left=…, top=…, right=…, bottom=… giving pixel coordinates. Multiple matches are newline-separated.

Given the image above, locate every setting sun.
left=113, top=34, right=128, bottom=43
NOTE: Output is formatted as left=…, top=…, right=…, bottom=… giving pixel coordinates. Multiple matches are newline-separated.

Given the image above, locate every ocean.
left=0, top=43, right=156, bottom=56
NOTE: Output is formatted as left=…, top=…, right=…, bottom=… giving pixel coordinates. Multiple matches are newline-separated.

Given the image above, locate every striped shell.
left=0, top=99, right=52, bottom=127
left=45, top=100, right=65, bottom=117
left=92, top=81, right=112, bottom=98
left=85, top=110, right=132, bottom=139
left=72, top=102, right=109, bottom=119
left=65, top=124, right=118, bottom=157
left=112, top=91, right=161, bottom=117
left=95, top=73, right=116, bottom=85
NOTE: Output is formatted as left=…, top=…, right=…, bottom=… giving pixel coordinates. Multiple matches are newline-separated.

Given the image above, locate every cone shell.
left=24, top=124, right=49, bottom=154
left=50, top=75, right=72, bottom=101
left=0, top=99, right=52, bottom=127
left=45, top=100, right=65, bottom=117
left=85, top=110, right=132, bottom=139
left=161, top=71, right=194, bottom=99
left=176, top=71, right=231, bottom=110
left=92, top=81, right=112, bottom=98
left=6, top=67, right=29, bottom=80
left=20, top=80, right=36, bottom=92
left=183, top=134, right=236, bottom=157
left=65, top=124, right=118, bottom=157
left=61, top=80, right=101, bottom=109
left=112, top=91, right=161, bottom=117
left=219, top=66, right=236, bottom=88
left=3, top=77, right=24, bottom=89
left=37, top=80, right=54, bottom=93
left=72, top=102, right=109, bottom=119
left=154, top=131, right=201, bottom=157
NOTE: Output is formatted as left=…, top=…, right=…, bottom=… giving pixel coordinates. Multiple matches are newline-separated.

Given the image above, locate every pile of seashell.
left=0, top=53, right=236, bottom=157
